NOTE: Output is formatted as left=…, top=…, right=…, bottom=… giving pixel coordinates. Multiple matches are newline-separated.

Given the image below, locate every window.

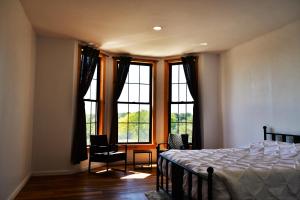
left=84, top=64, right=100, bottom=145
left=118, top=63, right=152, bottom=144
left=169, top=63, right=193, bottom=142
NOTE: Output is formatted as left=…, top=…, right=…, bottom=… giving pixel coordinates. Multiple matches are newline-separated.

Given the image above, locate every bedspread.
left=160, top=141, right=300, bottom=200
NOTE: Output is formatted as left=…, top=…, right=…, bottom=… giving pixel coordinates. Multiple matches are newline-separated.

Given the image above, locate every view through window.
left=84, top=65, right=99, bottom=145
left=118, top=63, right=152, bottom=143
left=169, top=63, right=193, bottom=142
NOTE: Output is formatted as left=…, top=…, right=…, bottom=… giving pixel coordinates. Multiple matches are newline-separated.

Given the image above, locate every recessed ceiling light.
left=199, top=42, right=208, bottom=46
left=153, top=26, right=162, bottom=31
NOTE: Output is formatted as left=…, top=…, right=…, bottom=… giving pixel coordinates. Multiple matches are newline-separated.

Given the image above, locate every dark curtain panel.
left=182, top=56, right=202, bottom=149
left=71, top=46, right=100, bottom=164
left=110, top=56, right=132, bottom=144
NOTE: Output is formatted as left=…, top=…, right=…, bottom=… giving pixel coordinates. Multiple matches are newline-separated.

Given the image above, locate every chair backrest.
left=168, top=134, right=190, bottom=149
left=90, top=135, right=108, bottom=146
left=168, top=134, right=183, bottom=149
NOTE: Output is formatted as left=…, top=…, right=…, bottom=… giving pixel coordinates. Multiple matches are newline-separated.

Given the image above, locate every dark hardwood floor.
left=16, top=165, right=156, bottom=200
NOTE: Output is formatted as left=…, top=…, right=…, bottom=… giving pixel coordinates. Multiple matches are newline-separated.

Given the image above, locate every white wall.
left=221, top=20, right=300, bottom=147
left=0, top=0, right=36, bottom=199
left=198, top=54, right=222, bottom=148
left=32, top=36, right=79, bottom=174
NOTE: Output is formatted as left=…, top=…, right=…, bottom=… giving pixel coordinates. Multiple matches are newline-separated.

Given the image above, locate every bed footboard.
left=156, top=146, right=214, bottom=200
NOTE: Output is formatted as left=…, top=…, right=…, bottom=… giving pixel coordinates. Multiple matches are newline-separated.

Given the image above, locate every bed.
left=156, top=126, right=300, bottom=200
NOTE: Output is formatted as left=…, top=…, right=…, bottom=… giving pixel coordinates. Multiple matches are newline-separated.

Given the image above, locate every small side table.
left=133, top=150, right=152, bottom=169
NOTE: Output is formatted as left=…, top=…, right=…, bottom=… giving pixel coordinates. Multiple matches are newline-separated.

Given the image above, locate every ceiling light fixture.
left=199, top=42, right=208, bottom=46
left=153, top=26, right=162, bottom=31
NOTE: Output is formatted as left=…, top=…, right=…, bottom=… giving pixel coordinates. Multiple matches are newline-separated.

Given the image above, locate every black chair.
left=89, top=135, right=127, bottom=173
left=156, top=133, right=190, bottom=154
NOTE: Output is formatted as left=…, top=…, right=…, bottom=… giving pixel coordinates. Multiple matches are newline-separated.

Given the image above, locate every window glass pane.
left=171, top=64, right=179, bottom=84
left=90, top=80, right=97, bottom=100
left=86, top=123, right=91, bottom=135
left=90, top=102, right=96, bottom=122
left=128, top=84, right=139, bottom=102
left=90, top=122, right=96, bottom=135
left=187, top=123, right=193, bottom=142
left=85, top=101, right=91, bottom=116
left=84, top=68, right=98, bottom=100
left=171, top=104, right=178, bottom=122
left=86, top=123, right=91, bottom=145
left=187, top=104, right=193, bottom=122
left=87, top=135, right=91, bottom=146
left=118, top=104, right=128, bottom=122
left=170, top=64, right=193, bottom=141
left=84, top=86, right=91, bottom=99
left=140, top=65, right=150, bottom=84
left=128, top=65, right=139, bottom=83
left=83, top=64, right=99, bottom=146
left=179, top=104, right=186, bottom=122
left=170, top=122, right=178, bottom=134
left=128, top=123, right=138, bottom=143
left=118, top=84, right=128, bottom=102
left=117, top=63, right=152, bottom=144
left=140, top=84, right=150, bottom=102
left=139, top=123, right=150, bottom=142
left=92, top=66, right=97, bottom=79
left=140, top=105, right=150, bottom=122
left=178, top=123, right=187, bottom=134
left=118, top=123, right=128, bottom=143
left=179, top=84, right=187, bottom=102
left=187, top=85, right=193, bottom=101
left=129, top=104, right=139, bottom=122
left=125, top=72, right=129, bottom=83
left=172, top=84, right=179, bottom=102
left=179, top=65, right=186, bottom=83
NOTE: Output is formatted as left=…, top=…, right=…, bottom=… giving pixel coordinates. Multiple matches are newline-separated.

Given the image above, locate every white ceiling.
left=21, top=0, right=300, bottom=57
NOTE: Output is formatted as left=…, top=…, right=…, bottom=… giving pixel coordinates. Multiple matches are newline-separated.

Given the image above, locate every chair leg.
left=106, top=162, right=109, bottom=172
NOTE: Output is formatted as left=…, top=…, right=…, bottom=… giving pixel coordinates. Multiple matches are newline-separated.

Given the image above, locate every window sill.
left=87, top=144, right=156, bottom=150
left=120, top=143, right=156, bottom=150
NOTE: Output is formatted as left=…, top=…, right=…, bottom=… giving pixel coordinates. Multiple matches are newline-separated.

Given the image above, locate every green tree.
left=170, top=112, right=193, bottom=142
left=118, top=110, right=150, bottom=142
left=85, top=114, right=96, bottom=145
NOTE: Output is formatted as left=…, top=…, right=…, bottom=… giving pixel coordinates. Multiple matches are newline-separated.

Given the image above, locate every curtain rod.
left=112, top=56, right=159, bottom=63
left=78, top=41, right=109, bottom=57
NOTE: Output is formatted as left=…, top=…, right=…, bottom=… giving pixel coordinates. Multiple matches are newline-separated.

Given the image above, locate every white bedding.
left=159, top=141, right=300, bottom=200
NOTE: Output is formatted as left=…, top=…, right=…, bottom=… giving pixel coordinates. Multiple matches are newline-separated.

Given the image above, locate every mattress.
left=159, top=140, right=300, bottom=200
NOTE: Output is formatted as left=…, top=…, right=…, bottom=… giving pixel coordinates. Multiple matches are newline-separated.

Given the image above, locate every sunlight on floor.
left=95, top=168, right=112, bottom=173
left=120, top=171, right=151, bottom=179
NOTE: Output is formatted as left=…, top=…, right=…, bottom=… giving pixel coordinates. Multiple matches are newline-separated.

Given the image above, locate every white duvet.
left=160, top=141, right=300, bottom=200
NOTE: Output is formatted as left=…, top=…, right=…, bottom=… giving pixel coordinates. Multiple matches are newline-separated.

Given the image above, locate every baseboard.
left=8, top=173, right=31, bottom=200
left=31, top=169, right=78, bottom=176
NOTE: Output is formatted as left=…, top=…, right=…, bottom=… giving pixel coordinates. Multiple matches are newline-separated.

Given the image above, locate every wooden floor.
left=17, top=165, right=156, bottom=200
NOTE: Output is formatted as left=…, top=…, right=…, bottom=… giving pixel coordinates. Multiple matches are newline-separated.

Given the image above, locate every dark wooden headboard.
left=263, top=126, right=300, bottom=143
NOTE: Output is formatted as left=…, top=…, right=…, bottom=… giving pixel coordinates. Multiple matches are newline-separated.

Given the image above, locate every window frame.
left=168, top=62, right=194, bottom=137
left=117, top=62, right=153, bottom=144
left=83, top=61, right=100, bottom=143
